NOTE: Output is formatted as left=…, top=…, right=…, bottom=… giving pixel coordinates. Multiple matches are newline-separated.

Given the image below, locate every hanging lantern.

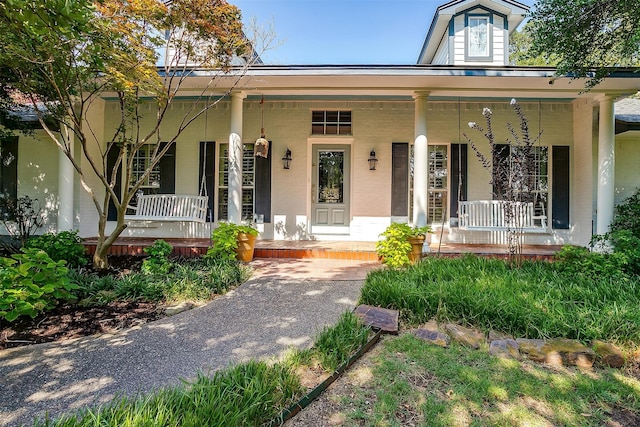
left=368, top=149, right=378, bottom=170
left=254, top=95, right=269, bottom=158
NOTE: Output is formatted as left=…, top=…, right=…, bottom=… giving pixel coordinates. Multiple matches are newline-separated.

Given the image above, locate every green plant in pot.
left=207, top=222, right=259, bottom=262
left=376, top=223, right=432, bottom=268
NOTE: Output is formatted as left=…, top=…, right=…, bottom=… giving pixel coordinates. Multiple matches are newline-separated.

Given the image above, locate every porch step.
left=83, top=238, right=561, bottom=261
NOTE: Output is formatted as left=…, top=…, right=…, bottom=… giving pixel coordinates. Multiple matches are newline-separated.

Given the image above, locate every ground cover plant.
left=289, top=333, right=640, bottom=426
left=360, top=254, right=640, bottom=345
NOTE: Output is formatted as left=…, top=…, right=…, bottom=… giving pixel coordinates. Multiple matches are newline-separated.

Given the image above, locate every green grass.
left=329, top=334, right=640, bottom=426
left=360, top=255, right=640, bottom=344
left=71, top=258, right=251, bottom=305
left=293, top=311, right=372, bottom=371
left=37, top=361, right=303, bottom=427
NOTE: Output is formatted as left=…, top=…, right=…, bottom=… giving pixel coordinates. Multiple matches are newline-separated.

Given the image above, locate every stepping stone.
left=489, top=339, right=520, bottom=359
left=413, top=328, right=450, bottom=348
left=444, top=323, right=485, bottom=349
left=354, top=305, right=399, bottom=333
left=592, top=340, right=625, bottom=368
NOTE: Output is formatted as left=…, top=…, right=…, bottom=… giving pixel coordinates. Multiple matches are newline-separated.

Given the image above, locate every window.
left=493, top=145, right=549, bottom=227
left=218, top=143, right=255, bottom=220
left=0, top=137, right=18, bottom=219
left=312, top=111, right=352, bottom=135
left=467, top=16, right=489, bottom=58
left=409, top=144, right=449, bottom=224
left=130, top=144, right=161, bottom=194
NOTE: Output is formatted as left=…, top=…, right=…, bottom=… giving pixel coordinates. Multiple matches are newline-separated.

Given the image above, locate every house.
left=2, top=0, right=639, bottom=249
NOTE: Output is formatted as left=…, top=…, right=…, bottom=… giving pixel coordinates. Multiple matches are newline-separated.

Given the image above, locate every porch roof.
left=166, top=65, right=640, bottom=102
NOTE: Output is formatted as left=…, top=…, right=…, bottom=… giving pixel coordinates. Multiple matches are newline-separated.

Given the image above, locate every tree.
left=0, top=0, right=267, bottom=269
left=509, top=21, right=559, bottom=66
left=464, top=99, right=543, bottom=265
left=528, top=0, right=640, bottom=87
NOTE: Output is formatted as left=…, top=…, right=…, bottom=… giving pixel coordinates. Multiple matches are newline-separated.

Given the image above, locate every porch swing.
left=456, top=99, right=546, bottom=232
left=124, top=106, right=210, bottom=224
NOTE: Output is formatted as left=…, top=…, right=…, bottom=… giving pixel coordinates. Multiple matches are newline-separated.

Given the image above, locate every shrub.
left=375, top=223, right=431, bottom=269
left=554, top=244, right=630, bottom=281
left=206, top=222, right=258, bottom=261
left=0, top=248, right=79, bottom=321
left=141, top=239, right=173, bottom=275
left=26, top=230, right=87, bottom=268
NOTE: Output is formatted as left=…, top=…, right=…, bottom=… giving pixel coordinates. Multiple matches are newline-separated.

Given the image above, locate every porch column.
left=412, top=91, right=429, bottom=227
left=228, top=91, right=246, bottom=224
left=57, top=125, right=74, bottom=231
left=596, top=95, right=615, bottom=236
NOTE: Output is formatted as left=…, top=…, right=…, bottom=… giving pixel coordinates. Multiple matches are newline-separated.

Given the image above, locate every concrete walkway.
left=0, top=259, right=380, bottom=427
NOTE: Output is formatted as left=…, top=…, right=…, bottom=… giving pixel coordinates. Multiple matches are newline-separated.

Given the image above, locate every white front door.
left=311, top=145, right=350, bottom=233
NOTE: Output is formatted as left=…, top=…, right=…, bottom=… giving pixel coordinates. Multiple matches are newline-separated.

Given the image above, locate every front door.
left=312, top=145, right=350, bottom=233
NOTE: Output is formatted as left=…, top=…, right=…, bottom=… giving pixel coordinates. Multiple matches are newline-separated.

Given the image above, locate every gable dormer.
left=418, top=0, right=528, bottom=66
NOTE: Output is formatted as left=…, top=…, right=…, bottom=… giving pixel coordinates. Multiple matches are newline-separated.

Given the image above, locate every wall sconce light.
left=368, top=149, right=378, bottom=170
left=282, top=148, right=292, bottom=169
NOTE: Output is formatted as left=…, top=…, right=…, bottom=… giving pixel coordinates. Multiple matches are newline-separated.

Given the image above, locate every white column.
left=57, top=125, right=74, bottom=231
left=413, top=92, right=429, bottom=227
left=228, top=92, right=245, bottom=224
left=596, top=95, right=615, bottom=236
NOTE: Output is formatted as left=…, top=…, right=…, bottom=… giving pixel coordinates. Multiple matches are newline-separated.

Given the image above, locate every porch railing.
left=458, top=200, right=546, bottom=231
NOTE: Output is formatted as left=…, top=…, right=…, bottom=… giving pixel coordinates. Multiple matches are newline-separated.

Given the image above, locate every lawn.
left=8, top=249, right=640, bottom=426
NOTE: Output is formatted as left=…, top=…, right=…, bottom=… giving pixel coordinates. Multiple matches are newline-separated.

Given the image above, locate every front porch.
left=83, top=237, right=563, bottom=261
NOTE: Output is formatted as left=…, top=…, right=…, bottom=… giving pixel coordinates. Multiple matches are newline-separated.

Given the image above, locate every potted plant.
left=207, top=222, right=259, bottom=262
left=376, top=223, right=432, bottom=268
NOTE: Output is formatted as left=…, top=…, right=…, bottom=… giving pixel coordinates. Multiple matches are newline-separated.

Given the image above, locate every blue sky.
left=233, top=0, right=535, bottom=65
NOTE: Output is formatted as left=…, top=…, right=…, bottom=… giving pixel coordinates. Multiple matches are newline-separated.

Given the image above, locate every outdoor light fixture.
left=254, top=95, right=269, bottom=158
left=282, top=148, right=292, bottom=169
left=368, top=149, right=378, bottom=170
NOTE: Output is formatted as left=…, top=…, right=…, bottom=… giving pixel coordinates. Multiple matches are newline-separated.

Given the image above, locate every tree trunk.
left=92, top=213, right=128, bottom=270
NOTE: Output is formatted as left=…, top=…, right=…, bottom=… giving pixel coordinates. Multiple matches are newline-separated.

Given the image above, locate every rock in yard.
left=354, top=305, right=399, bottom=333
left=516, top=338, right=547, bottom=362
left=488, top=330, right=513, bottom=342
left=413, top=328, right=451, bottom=348
left=489, top=339, right=520, bottom=359
left=165, top=301, right=196, bottom=316
left=543, top=338, right=596, bottom=368
left=444, top=323, right=485, bottom=349
left=592, top=340, right=625, bottom=368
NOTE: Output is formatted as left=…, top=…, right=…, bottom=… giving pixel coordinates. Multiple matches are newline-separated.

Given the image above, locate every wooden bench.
left=124, top=194, right=208, bottom=223
left=459, top=200, right=546, bottom=231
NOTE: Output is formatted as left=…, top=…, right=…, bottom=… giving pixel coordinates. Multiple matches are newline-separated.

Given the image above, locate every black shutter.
left=0, top=136, right=18, bottom=199
left=106, top=144, right=122, bottom=221
left=199, top=141, right=216, bottom=222
left=552, top=146, right=570, bottom=229
left=159, top=142, right=175, bottom=194
left=254, top=144, right=272, bottom=223
left=493, top=144, right=510, bottom=199
left=450, top=143, right=467, bottom=221
left=391, top=142, right=409, bottom=216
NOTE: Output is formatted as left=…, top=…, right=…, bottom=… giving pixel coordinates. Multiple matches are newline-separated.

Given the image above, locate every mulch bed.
left=0, top=300, right=164, bottom=350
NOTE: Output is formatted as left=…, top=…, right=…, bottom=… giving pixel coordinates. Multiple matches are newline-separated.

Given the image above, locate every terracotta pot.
left=408, top=235, right=426, bottom=263
left=235, top=232, right=257, bottom=262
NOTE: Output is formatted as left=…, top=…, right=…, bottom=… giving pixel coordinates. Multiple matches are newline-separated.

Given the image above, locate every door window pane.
left=318, top=151, right=344, bottom=204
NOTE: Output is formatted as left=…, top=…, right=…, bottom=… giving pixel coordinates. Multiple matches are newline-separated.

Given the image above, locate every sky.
left=233, top=0, right=535, bottom=65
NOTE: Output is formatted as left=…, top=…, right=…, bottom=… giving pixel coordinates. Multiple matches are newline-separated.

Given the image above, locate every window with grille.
left=493, top=145, right=549, bottom=226
left=467, top=15, right=490, bottom=59
left=129, top=144, right=161, bottom=194
left=409, top=144, right=449, bottom=224
left=311, top=111, right=352, bottom=135
left=129, top=144, right=161, bottom=197
left=218, top=143, right=255, bottom=221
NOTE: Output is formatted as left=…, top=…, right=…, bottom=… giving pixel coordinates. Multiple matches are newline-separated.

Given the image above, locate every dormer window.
left=466, top=14, right=491, bottom=60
